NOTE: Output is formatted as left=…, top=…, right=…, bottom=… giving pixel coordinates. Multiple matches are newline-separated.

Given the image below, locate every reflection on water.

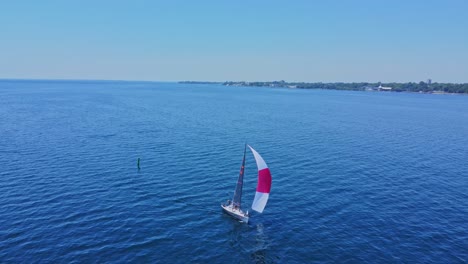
left=251, top=223, right=270, bottom=263
left=226, top=219, right=274, bottom=263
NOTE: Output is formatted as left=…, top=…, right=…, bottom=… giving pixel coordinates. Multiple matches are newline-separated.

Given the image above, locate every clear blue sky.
left=1, top=0, right=467, bottom=82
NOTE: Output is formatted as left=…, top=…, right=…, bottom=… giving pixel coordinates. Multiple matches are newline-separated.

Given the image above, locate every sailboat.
left=221, top=144, right=272, bottom=223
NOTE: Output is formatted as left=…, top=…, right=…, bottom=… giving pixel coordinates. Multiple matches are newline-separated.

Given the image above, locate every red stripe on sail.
left=257, top=168, right=272, bottom=193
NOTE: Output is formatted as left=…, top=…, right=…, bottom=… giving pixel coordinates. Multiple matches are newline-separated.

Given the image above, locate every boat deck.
left=221, top=204, right=249, bottom=223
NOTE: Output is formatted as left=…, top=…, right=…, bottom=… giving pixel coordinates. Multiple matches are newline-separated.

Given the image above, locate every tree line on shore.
left=180, top=81, right=468, bottom=93
left=223, top=81, right=468, bottom=93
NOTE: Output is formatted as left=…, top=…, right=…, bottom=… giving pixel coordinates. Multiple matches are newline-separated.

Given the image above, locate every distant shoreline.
left=1, top=79, right=466, bottom=94
left=179, top=81, right=468, bottom=94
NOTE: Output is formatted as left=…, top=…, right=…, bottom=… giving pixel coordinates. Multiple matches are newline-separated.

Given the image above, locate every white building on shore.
left=378, top=85, right=392, bottom=91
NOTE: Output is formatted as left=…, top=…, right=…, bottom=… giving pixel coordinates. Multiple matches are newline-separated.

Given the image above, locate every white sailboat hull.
left=221, top=204, right=249, bottom=223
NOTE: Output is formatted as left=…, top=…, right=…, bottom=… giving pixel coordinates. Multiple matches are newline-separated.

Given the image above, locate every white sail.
left=248, top=145, right=272, bottom=213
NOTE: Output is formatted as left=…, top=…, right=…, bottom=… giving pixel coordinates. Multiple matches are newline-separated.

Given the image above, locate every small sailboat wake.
left=221, top=145, right=272, bottom=223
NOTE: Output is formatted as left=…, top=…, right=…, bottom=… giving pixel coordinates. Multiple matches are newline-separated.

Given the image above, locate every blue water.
left=1, top=80, right=467, bottom=263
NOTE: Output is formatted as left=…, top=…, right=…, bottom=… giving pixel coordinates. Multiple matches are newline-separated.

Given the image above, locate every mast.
left=232, top=144, right=246, bottom=209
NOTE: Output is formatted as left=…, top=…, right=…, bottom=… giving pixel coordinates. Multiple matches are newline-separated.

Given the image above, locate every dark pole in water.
left=137, top=158, right=141, bottom=170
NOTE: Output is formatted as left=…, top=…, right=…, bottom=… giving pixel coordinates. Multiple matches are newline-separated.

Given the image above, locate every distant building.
left=378, top=85, right=392, bottom=91
left=427, top=79, right=432, bottom=85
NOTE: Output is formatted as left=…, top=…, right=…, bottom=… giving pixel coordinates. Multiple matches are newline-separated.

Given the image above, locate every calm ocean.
left=0, top=80, right=467, bottom=263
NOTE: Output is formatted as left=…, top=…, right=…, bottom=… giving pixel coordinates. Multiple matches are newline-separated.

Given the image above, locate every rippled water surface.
left=1, top=80, right=467, bottom=263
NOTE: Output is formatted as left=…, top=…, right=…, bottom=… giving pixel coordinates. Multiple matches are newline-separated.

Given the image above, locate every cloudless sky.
left=1, top=0, right=467, bottom=82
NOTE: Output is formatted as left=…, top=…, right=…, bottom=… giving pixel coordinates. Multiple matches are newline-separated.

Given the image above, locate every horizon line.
left=1, top=78, right=467, bottom=84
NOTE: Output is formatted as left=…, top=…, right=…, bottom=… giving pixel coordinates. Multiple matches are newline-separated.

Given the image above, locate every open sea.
left=0, top=80, right=467, bottom=263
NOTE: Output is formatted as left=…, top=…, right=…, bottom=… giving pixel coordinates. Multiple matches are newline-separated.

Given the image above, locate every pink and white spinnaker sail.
left=248, top=145, right=272, bottom=213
